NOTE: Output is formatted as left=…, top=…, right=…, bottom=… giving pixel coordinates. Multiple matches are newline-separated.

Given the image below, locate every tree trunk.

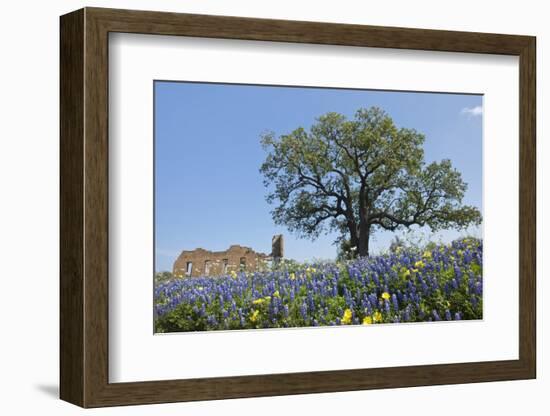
left=358, top=223, right=370, bottom=257
left=347, top=219, right=359, bottom=255
left=357, top=184, right=370, bottom=257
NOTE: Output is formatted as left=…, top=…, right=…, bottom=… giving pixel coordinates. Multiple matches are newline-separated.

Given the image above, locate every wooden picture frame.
left=60, top=7, right=536, bottom=408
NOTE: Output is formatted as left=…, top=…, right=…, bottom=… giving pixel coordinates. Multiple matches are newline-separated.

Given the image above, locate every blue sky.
left=155, top=81, right=482, bottom=272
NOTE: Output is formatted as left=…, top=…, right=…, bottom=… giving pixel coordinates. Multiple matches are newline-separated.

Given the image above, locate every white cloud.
left=461, top=105, right=483, bottom=117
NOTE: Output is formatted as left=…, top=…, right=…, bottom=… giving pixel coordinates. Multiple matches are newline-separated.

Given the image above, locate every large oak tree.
left=260, top=107, right=481, bottom=258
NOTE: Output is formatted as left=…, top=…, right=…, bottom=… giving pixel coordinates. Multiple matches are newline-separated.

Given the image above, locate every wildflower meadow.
left=154, top=238, right=482, bottom=333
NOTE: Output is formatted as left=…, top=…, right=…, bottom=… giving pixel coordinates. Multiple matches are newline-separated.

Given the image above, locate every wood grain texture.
left=83, top=10, right=110, bottom=406
left=518, top=38, right=537, bottom=376
left=59, top=8, right=84, bottom=407
left=59, top=7, right=537, bottom=408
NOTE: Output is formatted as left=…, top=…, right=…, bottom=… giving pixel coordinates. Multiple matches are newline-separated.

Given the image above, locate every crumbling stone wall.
left=271, top=234, right=284, bottom=260
left=173, top=235, right=283, bottom=278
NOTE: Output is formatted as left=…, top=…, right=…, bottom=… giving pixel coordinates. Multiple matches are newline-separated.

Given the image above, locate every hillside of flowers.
left=154, top=238, right=482, bottom=332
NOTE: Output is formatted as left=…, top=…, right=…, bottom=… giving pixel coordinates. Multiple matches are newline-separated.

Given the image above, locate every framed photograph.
left=60, top=7, right=536, bottom=407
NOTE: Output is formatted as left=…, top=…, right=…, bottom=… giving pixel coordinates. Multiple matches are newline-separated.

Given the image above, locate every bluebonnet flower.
left=154, top=239, right=483, bottom=332
left=403, top=305, right=411, bottom=322
left=454, top=264, right=463, bottom=281
left=300, top=302, right=308, bottom=321
left=392, top=293, right=399, bottom=311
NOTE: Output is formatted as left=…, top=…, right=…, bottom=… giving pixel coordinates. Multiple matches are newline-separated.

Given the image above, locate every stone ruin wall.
left=172, top=235, right=284, bottom=278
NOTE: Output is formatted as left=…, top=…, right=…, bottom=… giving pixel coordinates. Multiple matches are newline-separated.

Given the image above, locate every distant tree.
left=388, top=235, right=406, bottom=254
left=155, top=271, right=174, bottom=284
left=260, top=107, right=481, bottom=258
left=336, top=238, right=356, bottom=261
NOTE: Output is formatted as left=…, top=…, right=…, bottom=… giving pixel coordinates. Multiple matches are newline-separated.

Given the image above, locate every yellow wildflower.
left=305, top=267, right=316, bottom=277
left=273, top=290, right=280, bottom=298
left=289, top=272, right=296, bottom=280
left=414, top=260, right=425, bottom=269
left=342, top=308, right=353, bottom=325
left=362, top=316, right=373, bottom=325
left=250, top=310, right=260, bottom=323
left=252, top=298, right=265, bottom=305
left=373, top=311, right=383, bottom=322
left=381, top=292, right=391, bottom=301
left=422, top=250, right=432, bottom=259
left=412, top=268, right=419, bottom=273
left=230, top=271, right=237, bottom=279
